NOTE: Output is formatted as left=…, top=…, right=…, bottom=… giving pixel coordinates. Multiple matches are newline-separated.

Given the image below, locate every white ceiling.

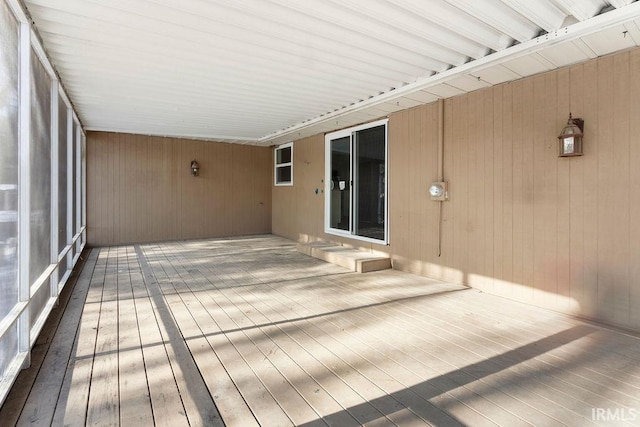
left=23, top=0, right=640, bottom=146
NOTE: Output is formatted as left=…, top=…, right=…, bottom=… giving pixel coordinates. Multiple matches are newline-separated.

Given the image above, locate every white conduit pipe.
left=437, top=99, right=444, bottom=257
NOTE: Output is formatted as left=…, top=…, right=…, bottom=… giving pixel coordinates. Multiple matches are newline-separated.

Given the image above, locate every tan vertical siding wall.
left=272, top=133, right=389, bottom=253
left=272, top=47, right=640, bottom=331
left=272, top=134, right=325, bottom=242
left=87, top=132, right=272, bottom=246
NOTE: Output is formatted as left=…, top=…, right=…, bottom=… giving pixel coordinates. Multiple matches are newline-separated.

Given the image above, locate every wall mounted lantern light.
left=190, top=160, right=200, bottom=176
left=558, top=113, right=584, bottom=157
left=429, top=181, right=448, bottom=201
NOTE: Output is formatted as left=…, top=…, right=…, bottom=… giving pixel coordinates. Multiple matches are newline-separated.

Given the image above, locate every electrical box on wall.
left=429, top=181, right=448, bottom=201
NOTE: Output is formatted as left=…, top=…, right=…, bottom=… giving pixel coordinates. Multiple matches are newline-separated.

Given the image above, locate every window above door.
left=274, top=142, right=293, bottom=186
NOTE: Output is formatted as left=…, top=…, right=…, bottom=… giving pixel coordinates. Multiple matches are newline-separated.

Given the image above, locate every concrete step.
left=297, top=241, right=391, bottom=273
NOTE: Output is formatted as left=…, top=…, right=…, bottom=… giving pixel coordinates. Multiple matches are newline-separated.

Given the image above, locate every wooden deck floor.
left=3, top=235, right=640, bottom=426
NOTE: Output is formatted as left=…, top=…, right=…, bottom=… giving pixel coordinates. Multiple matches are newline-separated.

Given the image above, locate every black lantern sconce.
left=190, top=160, right=200, bottom=176
left=558, top=113, right=584, bottom=157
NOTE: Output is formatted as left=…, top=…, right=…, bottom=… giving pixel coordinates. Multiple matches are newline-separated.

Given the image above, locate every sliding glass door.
left=354, top=125, right=386, bottom=241
left=329, top=136, right=351, bottom=231
left=325, top=119, right=388, bottom=244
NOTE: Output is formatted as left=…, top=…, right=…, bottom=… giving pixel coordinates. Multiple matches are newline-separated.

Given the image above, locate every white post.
left=67, top=110, right=73, bottom=273
left=17, top=21, right=31, bottom=367
left=75, top=124, right=82, bottom=259
left=82, top=133, right=87, bottom=246
left=50, top=82, right=59, bottom=302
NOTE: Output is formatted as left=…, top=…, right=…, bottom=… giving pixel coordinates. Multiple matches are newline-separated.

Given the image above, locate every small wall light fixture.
left=429, top=181, right=448, bottom=201
left=558, top=113, right=584, bottom=157
left=190, top=160, right=200, bottom=176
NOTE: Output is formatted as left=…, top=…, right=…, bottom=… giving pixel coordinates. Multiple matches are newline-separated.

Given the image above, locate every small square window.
left=274, top=142, right=293, bottom=186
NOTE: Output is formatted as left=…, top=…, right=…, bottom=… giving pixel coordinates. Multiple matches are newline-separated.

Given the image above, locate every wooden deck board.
left=117, top=246, right=153, bottom=426
left=4, top=235, right=640, bottom=426
left=229, top=269, right=488, bottom=426
left=166, top=243, right=392, bottom=426
left=429, top=289, right=640, bottom=404
left=150, top=247, right=293, bottom=425
left=52, top=248, right=107, bottom=426
left=363, top=294, right=597, bottom=421
left=222, top=277, right=464, bottom=426
left=129, top=248, right=189, bottom=427
left=152, top=274, right=259, bottom=427
left=259, top=289, right=526, bottom=426
left=86, top=247, right=120, bottom=427
left=231, top=268, right=516, bottom=427
left=381, top=297, right=592, bottom=426
left=135, top=244, right=223, bottom=427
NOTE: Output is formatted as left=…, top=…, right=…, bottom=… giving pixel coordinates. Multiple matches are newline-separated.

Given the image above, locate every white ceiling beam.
left=444, top=0, right=539, bottom=42
left=499, top=0, right=568, bottom=32
left=265, top=0, right=466, bottom=67
left=388, top=0, right=513, bottom=52
left=195, top=0, right=452, bottom=69
left=326, top=0, right=489, bottom=59
left=29, top=4, right=430, bottom=88
left=260, top=1, right=640, bottom=144
left=608, top=0, right=634, bottom=9
left=22, top=0, right=640, bottom=144
left=553, top=0, right=604, bottom=21
left=74, top=0, right=450, bottom=73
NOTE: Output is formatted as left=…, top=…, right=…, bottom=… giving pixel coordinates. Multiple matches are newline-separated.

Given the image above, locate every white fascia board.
left=259, top=1, right=640, bottom=145
left=56, top=96, right=83, bottom=138
left=71, top=110, right=80, bottom=127
left=30, top=29, right=56, bottom=77
left=57, top=84, right=71, bottom=109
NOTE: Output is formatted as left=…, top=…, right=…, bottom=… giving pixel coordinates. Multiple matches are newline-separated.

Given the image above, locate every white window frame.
left=274, top=142, right=293, bottom=186
left=324, top=118, right=389, bottom=245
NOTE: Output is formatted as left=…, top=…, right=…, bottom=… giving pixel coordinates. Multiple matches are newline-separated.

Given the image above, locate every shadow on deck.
left=2, top=235, right=640, bottom=426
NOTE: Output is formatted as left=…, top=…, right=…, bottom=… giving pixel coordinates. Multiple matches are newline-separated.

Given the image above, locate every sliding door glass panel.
left=0, top=1, right=20, bottom=323
left=325, top=120, right=388, bottom=243
left=29, top=50, right=52, bottom=286
left=329, top=136, right=351, bottom=231
left=354, top=125, right=386, bottom=241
